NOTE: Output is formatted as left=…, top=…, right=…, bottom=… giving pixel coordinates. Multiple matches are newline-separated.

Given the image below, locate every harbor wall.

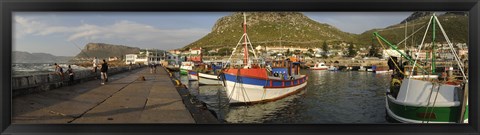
left=12, top=65, right=143, bottom=97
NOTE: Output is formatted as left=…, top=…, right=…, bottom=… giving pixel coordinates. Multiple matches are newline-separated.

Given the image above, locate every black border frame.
left=1, top=0, right=479, bottom=135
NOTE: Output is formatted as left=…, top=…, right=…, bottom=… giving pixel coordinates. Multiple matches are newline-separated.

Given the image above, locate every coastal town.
left=12, top=12, right=469, bottom=124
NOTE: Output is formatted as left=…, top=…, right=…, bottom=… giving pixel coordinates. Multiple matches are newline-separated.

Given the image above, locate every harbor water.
left=176, top=70, right=391, bottom=123
left=12, top=63, right=90, bottom=77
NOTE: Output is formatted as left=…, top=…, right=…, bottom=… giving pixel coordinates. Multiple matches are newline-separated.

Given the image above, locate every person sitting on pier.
left=53, top=63, right=64, bottom=81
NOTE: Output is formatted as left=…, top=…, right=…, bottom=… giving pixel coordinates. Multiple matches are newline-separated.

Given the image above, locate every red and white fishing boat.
left=220, top=13, right=308, bottom=105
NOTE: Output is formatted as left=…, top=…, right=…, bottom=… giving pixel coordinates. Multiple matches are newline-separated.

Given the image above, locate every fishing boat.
left=327, top=65, right=338, bottom=71
left=372, top=65, right=393, bottom=74
left=198, top=62, right=223, bottom=85
left=179, top=61, right=193, bottom=75
left=377, top=14, right=468, bottom=123
left=358, top=66, right=367, bottom=72
left=310, top=62, right=329, bottom=70
left=188, top=70, right=198, bottom=81
left=220, top=13, right=308, bottom=105
left=165, top=64, right=180, bottom=72
left=180, top=61, right=198, bottom=81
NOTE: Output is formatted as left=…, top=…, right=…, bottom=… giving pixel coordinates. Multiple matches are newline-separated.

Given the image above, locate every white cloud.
left=14, top=16, right=210, bottom=49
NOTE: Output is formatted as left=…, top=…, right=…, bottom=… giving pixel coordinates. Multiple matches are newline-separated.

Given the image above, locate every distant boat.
left=310, top=62, right=329, bottom=70
left=358, top=66, right=367, bottom=72
left=197, top=62, right=223, bottom=85
left=198, top=72, right=220, bottom=85
left=373, top=65, right=393, bottom=74
left=188, top=70, right=198, bottom=81
left=165, top=64, right=180, bottom=72
left=377, top=14, right=468, bottom=123
left=180, top=61, right=194, bottom=75
left=327, top=65, right=338, bottom=71
left=220, top=13, right=308, bottom=105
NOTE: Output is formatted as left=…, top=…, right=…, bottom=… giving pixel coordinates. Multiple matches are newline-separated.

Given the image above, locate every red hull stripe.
left=224, top=68, right=268, bottom=79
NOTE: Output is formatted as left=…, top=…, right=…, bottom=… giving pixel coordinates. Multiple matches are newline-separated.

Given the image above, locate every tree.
left=368, top=44, right=380, bottom=57
left=347, top=42, right=357, bottom=57
left=286, top=49, right=291, bottom=56
left=322, top=41, right=329, bottom=58
left=303, top=53, right=313, bottom=58
left=307, top=48, right=314, bottom=54
left=218, top=48, right=233, bottom=56
left=294, top=50, right=301, bottom=55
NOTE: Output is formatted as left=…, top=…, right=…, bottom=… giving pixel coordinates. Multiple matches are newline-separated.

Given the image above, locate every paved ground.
left=12, top=67, right=195, bottom=124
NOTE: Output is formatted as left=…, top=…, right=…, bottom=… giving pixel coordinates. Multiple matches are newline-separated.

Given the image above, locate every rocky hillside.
left=73, top=43, right=140, bottom=60
left=184, top=12, right=357, bottom=50
left=184, top=12, right=467, bottom=50
left=357, top=12, right=468, bottom=48
left=13, top=51, right=73, bottom=63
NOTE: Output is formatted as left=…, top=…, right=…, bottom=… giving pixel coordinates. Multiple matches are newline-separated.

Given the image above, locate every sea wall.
left=12, top=65, right=143, bottom=97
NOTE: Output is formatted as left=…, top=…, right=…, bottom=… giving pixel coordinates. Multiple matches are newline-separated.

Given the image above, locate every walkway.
left=12, top=67, right=195, bottom=123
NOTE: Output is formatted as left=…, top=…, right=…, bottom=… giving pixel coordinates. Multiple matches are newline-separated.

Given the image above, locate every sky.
left=13, top=12, right=413, bottom=56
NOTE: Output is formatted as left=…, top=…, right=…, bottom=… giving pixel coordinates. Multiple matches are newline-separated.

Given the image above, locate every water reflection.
left=175, top=70, right=391, bottom=123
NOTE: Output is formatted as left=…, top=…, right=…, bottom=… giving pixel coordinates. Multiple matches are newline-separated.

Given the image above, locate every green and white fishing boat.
left=180, top=61, right=194, bottom=75
left=375, top=14, right=468, bottom=123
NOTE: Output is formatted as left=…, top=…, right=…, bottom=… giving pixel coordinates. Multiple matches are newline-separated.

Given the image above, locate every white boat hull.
left=375, top=70, right=393, bottom=74
left=310, top=67, right=328, bottom=70
left=188, top=72, right=198, bottom=81
left=224, top=80, right=307, bottom=104
left=198, top=73, right=221, bottom=85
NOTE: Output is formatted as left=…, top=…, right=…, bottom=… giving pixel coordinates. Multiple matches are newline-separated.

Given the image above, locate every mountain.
left=400, top=12, right=434, bottom=24
left=184, top=12, right=467, bottom=51
left=357, top=12, right=468, bottom=48
left=73, top=43, right=140, bottom=60
left=184, top=12, right=357, bottom=50
left=13, top=51, right=73, bottom=63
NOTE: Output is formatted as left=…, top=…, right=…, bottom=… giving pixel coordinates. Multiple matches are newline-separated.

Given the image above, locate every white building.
left=125, top=54, right=138, bottom=64
left=125, top=49, right=165, bottom=65
left=382, top=49, right=405, bottom=59
left=125, top=54, right=148, bottom=65
left=165, top=53, right=183, bottom=65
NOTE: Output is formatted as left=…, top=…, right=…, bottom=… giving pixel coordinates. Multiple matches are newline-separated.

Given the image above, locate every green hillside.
left=184, top=12, right=357, bottom=50
left=357, top=13, right=468, bottom=49
left=184, top=12, right=467, bottom=51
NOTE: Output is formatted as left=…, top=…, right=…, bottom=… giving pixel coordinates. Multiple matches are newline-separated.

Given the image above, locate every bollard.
left=175, top=79, right=181, bottom=86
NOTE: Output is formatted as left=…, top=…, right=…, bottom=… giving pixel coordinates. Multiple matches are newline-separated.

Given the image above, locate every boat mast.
left=243, top=12, right=249, bottom=65
left=432, top=14, right=436, bottom=74
left=404, top=20, right=407, bottom=64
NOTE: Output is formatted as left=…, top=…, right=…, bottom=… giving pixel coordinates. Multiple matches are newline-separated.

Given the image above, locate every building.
left=265, top=46, right=310, bottom=53
left=184, top=47, right=202, bottom=63
left=165, top=53, right=184, bottom=65
left=382, top=49, right=405, bottom=59
left=168, top=49, right=182, bottom=55
left=125, top=49, right=165, bottom=65
left=108, top=57, right=119, bottom=61
left=189, top=47, right=202, bottom=55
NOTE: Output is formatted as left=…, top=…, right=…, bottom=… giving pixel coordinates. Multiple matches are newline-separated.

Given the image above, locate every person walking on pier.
left=129, top=62, right=133, bottom=71
left=92, top=57, right=99, bottom=73
left=92, top=57, right=100, bottom=80
left=66, top=65, right=75, bottom=85
left=149, top=62, right=154, bottom=74
left=153, top=63, right=157, bottom=73
left=100, top=59, right=109, bottom=85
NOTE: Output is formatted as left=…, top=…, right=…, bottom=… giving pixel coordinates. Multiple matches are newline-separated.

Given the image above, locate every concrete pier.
left=12, top=65, right=143, bottom=97
left=13, top=67, right=197, bottom=123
